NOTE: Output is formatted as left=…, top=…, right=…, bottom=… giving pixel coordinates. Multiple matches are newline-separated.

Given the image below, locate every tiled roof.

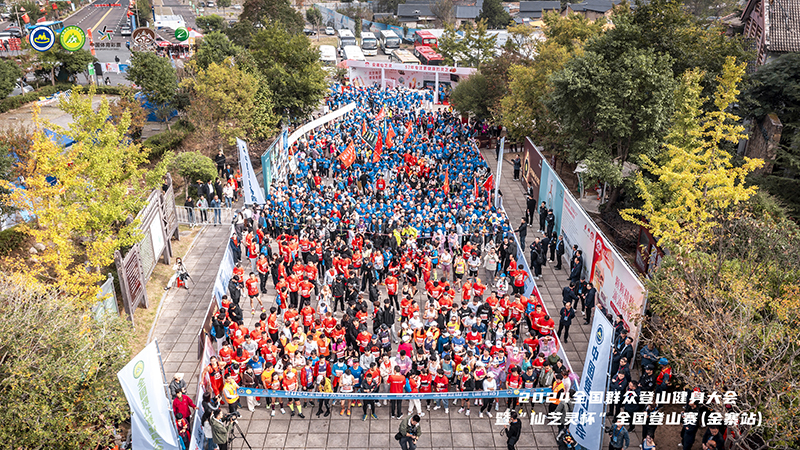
left=455, top=5, right=482, bottom=19
left=397, top=3, right=434, bottom=17
left=768, top=0, right=800, bottom=52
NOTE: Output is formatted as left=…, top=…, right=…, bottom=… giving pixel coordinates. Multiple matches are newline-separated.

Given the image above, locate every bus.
left=342, top=45, right=365, bottom=62
left=413, top=30, right=438, bottom=57
left=360, top=31, right=378, bottom=56
left=25, top=20, right=65, bottom=34
left=417, top=46, right=443, bottom=66
left=389, top=49, right=420, bottom=65
left=379, top=29, right=401, bottom=55
left=337, top=29, right=356, bottom=56
left=318, top=44, right=337, bottom=73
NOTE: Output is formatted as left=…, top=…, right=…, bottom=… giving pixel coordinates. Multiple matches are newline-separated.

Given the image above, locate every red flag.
left=404, top=121, right=413, bottom=142
left=361, top=121, right=367, bottom=136
left=373, top=132, right=383, bottom=163
left=483, top=175, right=494, bottom=193
left=443, top=171, right=450, bottom=196
left=386, top=125, right=396, bottom=149
left=375, top=106, right=385, bottom=121
left=339, top=141, right=356, bottom=169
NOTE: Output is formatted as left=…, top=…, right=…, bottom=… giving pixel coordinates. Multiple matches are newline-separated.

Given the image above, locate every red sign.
left=339, top=141, right=356, bottom=169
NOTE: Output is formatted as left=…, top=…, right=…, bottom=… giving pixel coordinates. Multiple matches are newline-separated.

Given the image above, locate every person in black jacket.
left=554, top=235, right=566, bottom=270
left=540, top=235, right=551, bottom=267
left=516, top=219, right=527, bottom=248
left=214, top=150, right=226, bottom=177
left=505, top=410, right=521, bottom=450
left=545, top=209, right=555, bottom=237
left=558, top=302, right=576, bottom=343
left=561, top=283, right=578, bottom=306
left=568, top=257, right=582, bottom=283
left=583, top=283, right=596, bottom=325
left=529, top=240, right=542, bottom=278
left=525, top=194, right=536, bottom=225
left=538, top=202, right=547, bottom=233
left=228, top=275, right=243, bottom=305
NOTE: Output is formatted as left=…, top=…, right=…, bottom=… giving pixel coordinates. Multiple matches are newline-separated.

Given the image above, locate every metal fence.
left=175, top=206, right=238, bottom=226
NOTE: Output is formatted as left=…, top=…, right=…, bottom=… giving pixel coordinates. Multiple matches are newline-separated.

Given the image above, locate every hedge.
left=0, top=84, right=125, bottom=114
left=0, top=227, right=27, bottom=256
left=143, top=129, right=189, bottom=161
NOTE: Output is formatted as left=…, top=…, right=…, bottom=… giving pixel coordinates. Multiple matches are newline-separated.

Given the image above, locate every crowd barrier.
left=237, top=387, right=553, bottom=400
left=175, top=205, right=237, bottom=226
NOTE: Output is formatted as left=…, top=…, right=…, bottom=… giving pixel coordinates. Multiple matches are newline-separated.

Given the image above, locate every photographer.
left=396, top=414, right=421, bottom=450
left=210, top=409, right=235, bottom=450
left=165, top=257, right=189, bottom=290
left=504, top=410, right=521, bottom=450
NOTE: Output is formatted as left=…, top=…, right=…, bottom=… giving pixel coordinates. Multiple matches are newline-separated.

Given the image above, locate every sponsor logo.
left=133, top=360, right=145, bottom=378
left=60, top=25, right=87, bottom=51
left=29, top=26, right=55, bottom=52
left=174, top=27, right=188, bottom=41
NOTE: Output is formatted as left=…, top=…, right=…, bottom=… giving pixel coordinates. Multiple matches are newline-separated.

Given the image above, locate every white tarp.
left=570, top=313, right=614, bottom=450
left=236, top=138, right=266, bottom=205
left=117, top=341, right=181, bottom=450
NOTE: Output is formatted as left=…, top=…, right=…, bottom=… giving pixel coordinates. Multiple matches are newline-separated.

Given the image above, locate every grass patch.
left=129, top=225, right=201, bottom=354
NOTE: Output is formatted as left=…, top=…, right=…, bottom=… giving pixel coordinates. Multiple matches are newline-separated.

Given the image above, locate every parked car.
left=207, top=1, right=215, bottom=7
left=303, top=28, right=316, bottom=36
left=232, top=4, right=242, bottom=9
left=197, top=7, right=204, bottom=13
left=325, top=26, right=334, bottom=35
left=120, top=25, right=132, bottom=36
left=8, top=80, right=33, bottom=97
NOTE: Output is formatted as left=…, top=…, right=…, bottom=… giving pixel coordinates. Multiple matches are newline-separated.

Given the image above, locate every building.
left=455, top=1, right=483, bottom=27
left=397, top=3, right=436, bottom=27
left=741, top=0, right=800, bottom=66
left=566, top=0, right=622, bottom=20
left=514, top=1, right=561, bottom=26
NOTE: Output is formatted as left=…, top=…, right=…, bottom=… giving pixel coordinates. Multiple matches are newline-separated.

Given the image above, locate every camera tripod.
left=227, top=420, right=252, bottom=450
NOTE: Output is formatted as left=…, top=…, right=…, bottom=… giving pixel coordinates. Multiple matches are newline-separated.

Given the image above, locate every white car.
left=232, top=4, right=242, bottom=9
left=325, top=26, right=334, bottom=35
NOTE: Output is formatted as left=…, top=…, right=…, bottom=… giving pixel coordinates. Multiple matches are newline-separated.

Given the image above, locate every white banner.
left=570, top=313, right=613, bottom=450
left=188, top=335, right=217, bottom=450
left=346, top=59, right=478, bottom=76
left=236, top=138, right=266, bottom=205
left=117, top=341, right=181, bottom=450
left=286, top=102, right=356, bottom=148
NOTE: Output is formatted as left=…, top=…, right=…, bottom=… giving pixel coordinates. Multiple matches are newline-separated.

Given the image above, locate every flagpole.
left=494, top=137, right=505, bottom=208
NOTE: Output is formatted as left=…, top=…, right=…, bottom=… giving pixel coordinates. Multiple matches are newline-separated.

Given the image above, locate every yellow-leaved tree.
left=622, top=58, right=800, bottom=448
left=621, top=57, right=763, bottom=252
left=1, top=86, right=148, bottom=305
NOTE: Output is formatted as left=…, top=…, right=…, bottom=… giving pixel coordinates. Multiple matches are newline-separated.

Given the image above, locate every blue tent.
left=134, top=91, right=178, bottom=122
left=43, top=128, right=76, bottom=148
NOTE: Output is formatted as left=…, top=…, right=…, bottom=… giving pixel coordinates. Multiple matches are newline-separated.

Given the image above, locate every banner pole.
left=494, top=137, right=505, bottom=208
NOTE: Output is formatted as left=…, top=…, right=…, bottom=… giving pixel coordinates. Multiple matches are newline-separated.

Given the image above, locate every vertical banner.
left=494, top=137, right=505, bottom=208
left=537, top=158, right=565, bottom=236
left=570, top=313, right=613, bottom=450
left=188, top=335, right=217, bottom=450
left=236, top=138, right=266, bottom=205
left=117, top=341, right=181, bottom=450
left=212, top=226, right=236, bottom=306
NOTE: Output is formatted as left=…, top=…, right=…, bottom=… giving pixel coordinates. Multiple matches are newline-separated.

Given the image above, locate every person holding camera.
left=396, top=413, right=421, bottom=450
left=607, top=421, right=631, bottom=450
left=504, top=410, right=521, bottom=450
left=210, top=409, right=235, bottom=450
left=164, top=257, right=189, bottom=290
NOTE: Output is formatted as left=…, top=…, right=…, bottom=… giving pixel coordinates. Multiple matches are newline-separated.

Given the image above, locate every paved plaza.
left=150, top=147, right=643, bottom=449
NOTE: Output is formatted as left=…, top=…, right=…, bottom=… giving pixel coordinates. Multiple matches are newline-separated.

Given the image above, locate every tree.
left=248, top=22, right=327, bottom=118
left=742, top=53, right=800, bottom=217
left=547, top=34, right=676, bottom=207
left=375, top=0, right=404, bottom=14
left=240, top=0, right=304, bottom=34
left=217, top=0, right=231, bottom=14
left=450, top=73, right=490, bottom=120
left=437, top=20, right=497, bottom=67
left=0, top=59, right=22, bottom=98
left=619, top=61, right=800, bottom=450
left=196, top=14, right=227, bottom=32
left=0, top=277, right=135, bottom=449
left=109, top=89, right=148, bottom=141
left=621, top=58, right=763, bottom=251
left=58, top=49, right=96, bottom=83
left=182, top=60, right=278, bottom=148
left=478, top=0, right=511, bottom=29
left=430, top=0, right=455, bottom=26
left=170, top=151, right=218, bottom=198
left=35, top=47, right=63, bottom=86
left=126, top=52, right=179, bottom=123
left=194, top=31, right=241, bottom=69
left=0, top=86, right=148, bottom=303
left=306, top=7, right=323, bottom=38
left=354, top=16, right=362, bottom=39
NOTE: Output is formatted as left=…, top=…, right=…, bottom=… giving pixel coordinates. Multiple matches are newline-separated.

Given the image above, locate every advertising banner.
left=345, top=60, right=476, bottom=90
left=570, top=313, right=613, bottom=450
left=523, top=137, right=543, bottom=194
left=236, top=138, right=266, bottom=205
left=538, top=158, right=565, bottom=237
left=212, top=226, right=236, bottom=307
left=117, top=341, right=181, bottom=450
left=188, top=335, right=217, bottom=450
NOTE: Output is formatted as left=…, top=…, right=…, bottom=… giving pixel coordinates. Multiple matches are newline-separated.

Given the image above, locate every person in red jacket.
left=298, top=278, right=314, bottom=309
left=300, top=304, right=316, bottom=333
left=245, top=272, right=263, bottom=315
left=433, top=368, right=450, bottom=413
left=388, top=366, right=407, bottom=419
left=385, top=274, right=400, bottom=310
left=505, top=365, right=523, bottom=412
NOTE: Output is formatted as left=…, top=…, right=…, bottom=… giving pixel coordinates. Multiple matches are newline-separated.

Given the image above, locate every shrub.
left=0, top=227, right=27, bottom=256
left=0, top=84, right=124, bottom=113
left=143, top=129, right=188, bottom=161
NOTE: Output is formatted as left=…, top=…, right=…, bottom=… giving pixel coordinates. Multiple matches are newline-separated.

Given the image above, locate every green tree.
left=194, top=31, right=241, bottom=69
left=217, top=0, right=231, bottom=14
left=170, top=151, right=218, bottom=197
left=0, top=59, right=22, bottom=98
left=1, top=86, right=147, bottom=302
left=450, top=73, right=490, bottom=120
left=0, top=277, right=135, bottom=449
left=182, top=60, right=277, bottom=147
left=438, top=20, right=497, bottom=67
left=58, top=49, right=96, bottom=83
left=478, top=0, right=511, bottom=29
left=126, top=52, right=179, bottom=123
left=547, top=35, right=676, bottom=207
left=354, top=17, right=362, bottom=40
left=306, top=7, right=323, bottom=37
left=742, top=53, right=800, bottom=217
left=240, top=0, right=304, bottom=34
left=248, top=22, right=327, bottom=118
left=196, top=14, right=227, bottom=32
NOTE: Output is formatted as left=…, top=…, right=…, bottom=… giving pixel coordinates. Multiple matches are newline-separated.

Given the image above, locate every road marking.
left=88, top=7, right=115, bottom=33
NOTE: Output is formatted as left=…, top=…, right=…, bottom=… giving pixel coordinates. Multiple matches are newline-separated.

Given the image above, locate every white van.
left=319, top=45, right=337, bottom=73
left=379, top=29, right=401, bottom=55
left=360, top=31, right=378, bottom=56
left=337, top=29, right=356, bottom=56
left=342, top=45, right=365, bottom=61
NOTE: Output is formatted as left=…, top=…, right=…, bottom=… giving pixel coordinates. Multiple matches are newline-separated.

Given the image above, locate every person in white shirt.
left=480, top=372, right=497, bottom=418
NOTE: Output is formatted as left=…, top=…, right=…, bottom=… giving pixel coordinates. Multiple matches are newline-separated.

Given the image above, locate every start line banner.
left=238, top=387, right=552, bottom=401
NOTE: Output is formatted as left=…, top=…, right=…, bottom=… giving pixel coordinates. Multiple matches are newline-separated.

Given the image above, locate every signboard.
left=174, top=27, right=188, bottom=41
left=570, top=313, right=613, bottom=450
left=117, top=341, right=181, bottom=450
left=236, top=138, right=266, bottom=205
left=29, top=25, right=55, bottom=52
left=130, top=27, right=156, bottom=52
left=59, top=25, right=86, bottom=51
